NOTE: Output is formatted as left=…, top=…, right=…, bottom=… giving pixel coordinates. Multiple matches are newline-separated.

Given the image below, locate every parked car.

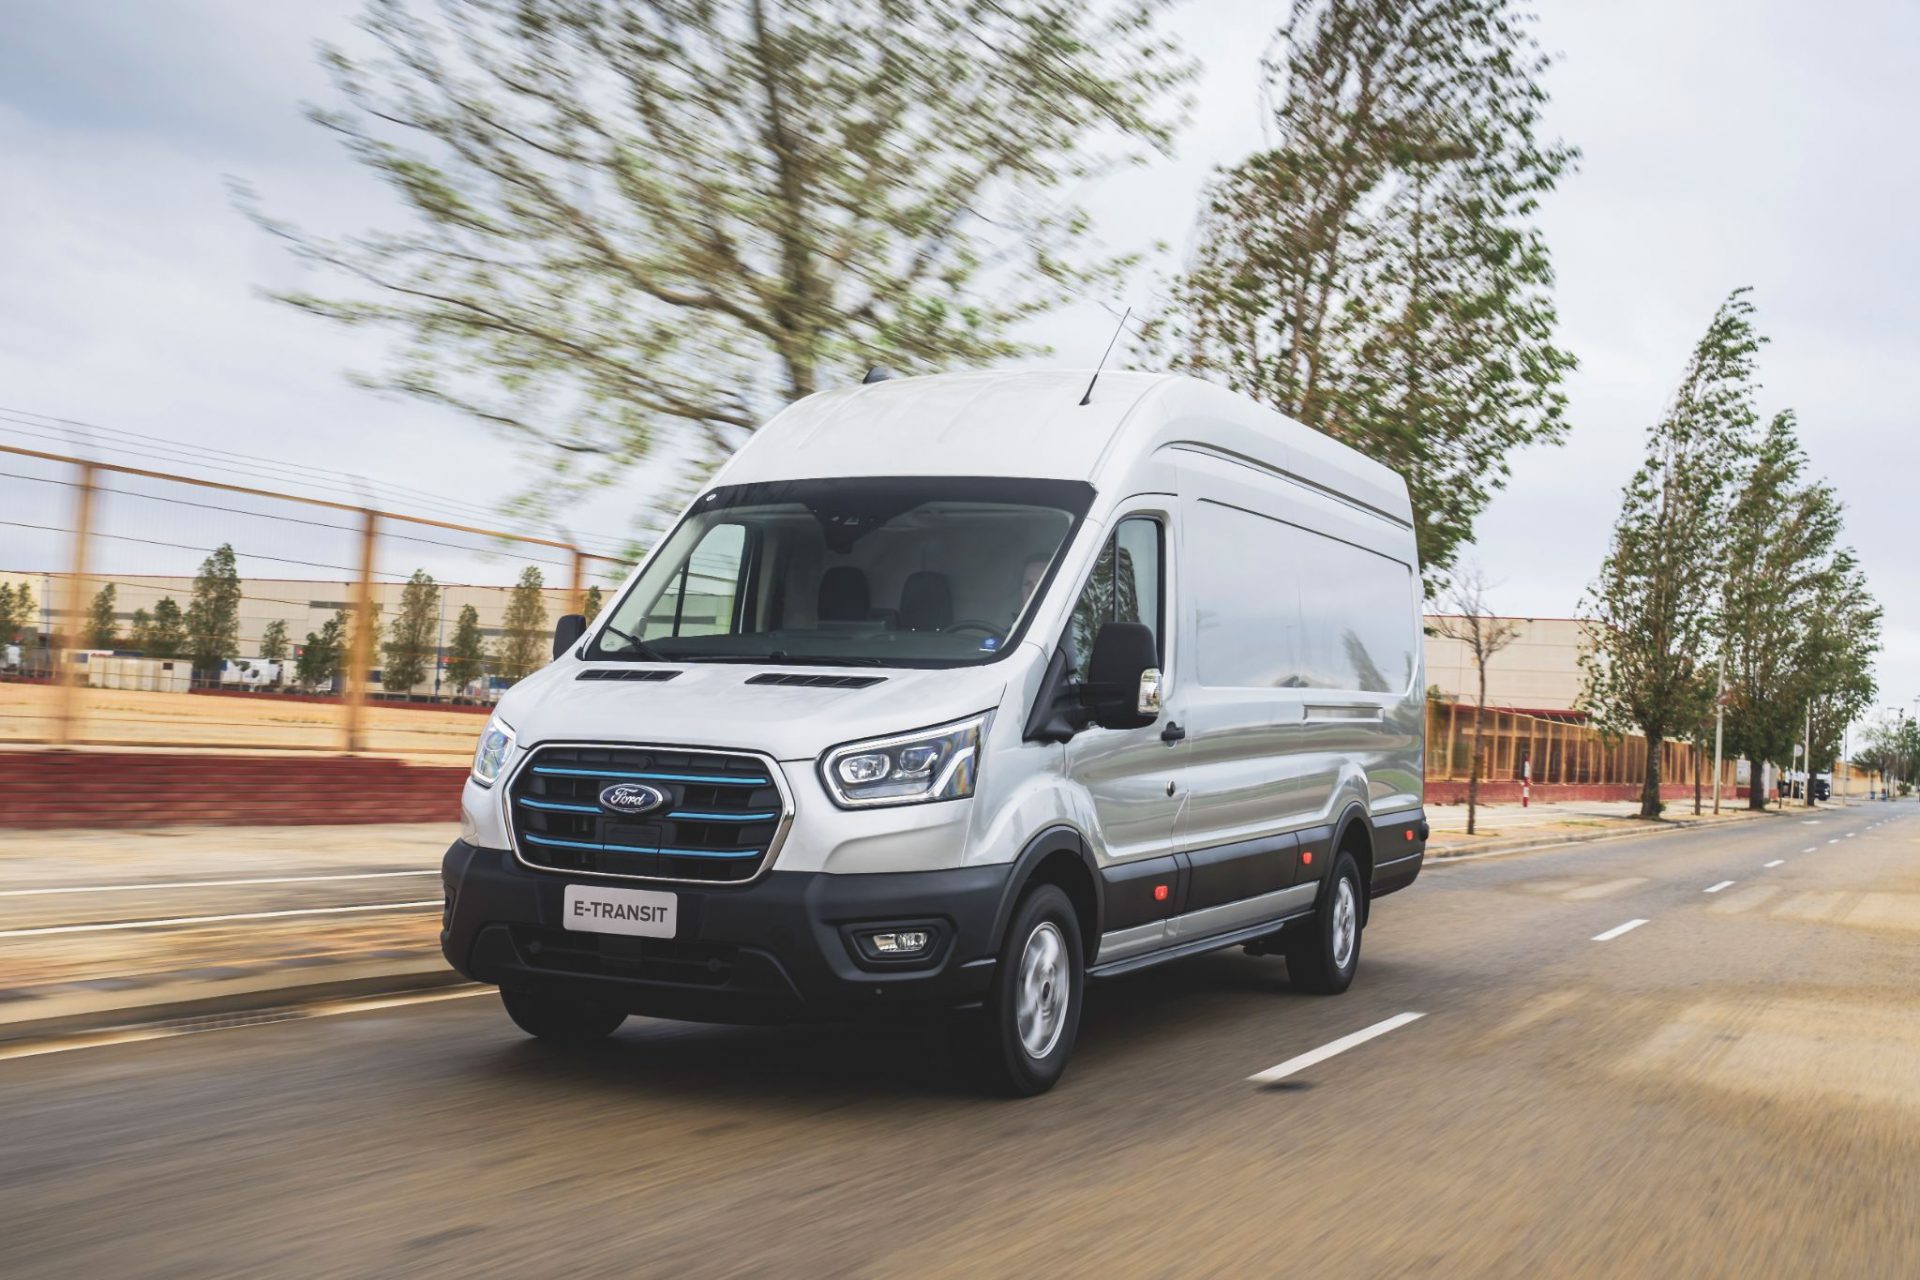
left=439, top=370, right=1428, bottom=1094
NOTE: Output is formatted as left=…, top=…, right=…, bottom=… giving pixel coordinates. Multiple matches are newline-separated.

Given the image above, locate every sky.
left=2, top=0, right=1917, bottom=722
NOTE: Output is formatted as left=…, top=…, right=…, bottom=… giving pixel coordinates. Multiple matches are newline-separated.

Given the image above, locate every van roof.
left=713, top=368, right=1411, bottom=525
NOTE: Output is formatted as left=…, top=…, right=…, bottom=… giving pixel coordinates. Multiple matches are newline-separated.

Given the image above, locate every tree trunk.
left=1693, top=743, right=1702, bottom=816
left=1747, top=758, right=1768, bottom=811
left=1467, top=667, right=1488, bottom=835
left=1639, top=725, right=1662, bottom=819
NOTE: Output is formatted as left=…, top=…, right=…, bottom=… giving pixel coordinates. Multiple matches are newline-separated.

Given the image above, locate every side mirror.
left=1084, top=621, right=1160, bottom=730
left=552, top=613, right=587, bottom=659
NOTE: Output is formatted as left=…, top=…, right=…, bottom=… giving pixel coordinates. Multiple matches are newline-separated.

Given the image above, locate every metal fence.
left=1, top=441, right=634, bottom=759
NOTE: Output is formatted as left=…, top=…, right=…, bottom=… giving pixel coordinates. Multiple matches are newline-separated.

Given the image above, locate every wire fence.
left=1, top=439, right=635, bottom=759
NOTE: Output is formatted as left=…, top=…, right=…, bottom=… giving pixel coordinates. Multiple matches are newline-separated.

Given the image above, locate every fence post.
left=53, top=461, right=97, bottom=747
left=568, top=546, right=587, bottom=617
left=343, top=508, right=379, bottom=754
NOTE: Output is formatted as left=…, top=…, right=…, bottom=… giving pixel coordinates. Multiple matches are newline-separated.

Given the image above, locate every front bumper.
left=440, top=841, right=1006, bottom=1023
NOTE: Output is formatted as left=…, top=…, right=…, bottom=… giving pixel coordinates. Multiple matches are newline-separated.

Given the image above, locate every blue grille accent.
left=524, top=833, right=761, bottom=859
left=509, top=745, right=782, bottom=883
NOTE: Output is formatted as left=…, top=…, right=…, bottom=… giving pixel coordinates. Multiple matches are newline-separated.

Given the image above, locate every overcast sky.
left=3, top=0, right=1917, bottom=722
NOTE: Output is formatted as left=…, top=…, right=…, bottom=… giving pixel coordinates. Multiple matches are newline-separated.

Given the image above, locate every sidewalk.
left=0, top=824, right=460, bottom=1041
left=1425, top=796, right=1825, bottom=859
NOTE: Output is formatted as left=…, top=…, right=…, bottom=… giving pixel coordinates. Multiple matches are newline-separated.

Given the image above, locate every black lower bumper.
left=439, top=842, right=1007, bottom=1024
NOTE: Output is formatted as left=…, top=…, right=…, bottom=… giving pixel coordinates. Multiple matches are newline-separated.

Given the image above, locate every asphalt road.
left=2, top=805, right=1917, bottom=1278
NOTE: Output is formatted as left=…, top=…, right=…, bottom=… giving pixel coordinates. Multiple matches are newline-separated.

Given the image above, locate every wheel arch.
left=1332, top=801, right=1376, bottom=920
left=990, top=825, right=1103, bottom=963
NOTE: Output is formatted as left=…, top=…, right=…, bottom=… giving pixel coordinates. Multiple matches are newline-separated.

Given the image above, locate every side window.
left=1068, top=516, right=1163, bottom=673
left=643, top=523, right=747, bottom=639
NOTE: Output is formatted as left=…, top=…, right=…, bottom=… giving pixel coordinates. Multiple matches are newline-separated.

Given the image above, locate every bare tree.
left=1430, top=566, right=1520, bottom=834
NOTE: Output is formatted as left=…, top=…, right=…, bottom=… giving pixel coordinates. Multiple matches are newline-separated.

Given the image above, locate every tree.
left=1580, top=290, right=1761, bottom=819
left=1716, top=411, right=1875, bottom=809
left=245, top=0, right=1194, bottom=507
left=1800, top=552, right=1880, bottom=791
left=185, top=543, right=244, bottom=674
left=259, top=618, right=290, bottom=663
left=86, top=583, right=118, bottom=649
left=581, top=584, right=604, bottom=624
left=382, top=569, right=441, bottom=693
left=494, top=567, right=549, bottom=683
left=444, top=603, right=488, bottom=697
left=1137, top=0, right=1576, bottom=590
left=297, top=609, right=350, bottom=691
left=0, top=582, right=35, bottom=646
left=145, top=597, right=188, bottom=659
left=127, top=608, right=152, bottom=651
left=1429, top=565, right=1519, bottom=835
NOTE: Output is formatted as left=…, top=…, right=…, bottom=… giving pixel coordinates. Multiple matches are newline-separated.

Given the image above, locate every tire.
left=499, top=986, right=627, bottom=1043
left=954, top=884, right=1085, bottom=1097
left=1286, top=851, right=1363, bottom=995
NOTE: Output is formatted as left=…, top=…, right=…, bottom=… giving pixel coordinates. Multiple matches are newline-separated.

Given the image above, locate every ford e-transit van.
left=441, top=370, right=1427, bottom=1095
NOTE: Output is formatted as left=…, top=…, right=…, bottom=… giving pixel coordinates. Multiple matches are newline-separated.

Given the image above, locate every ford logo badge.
left=598, top=782, right=667, bottom=815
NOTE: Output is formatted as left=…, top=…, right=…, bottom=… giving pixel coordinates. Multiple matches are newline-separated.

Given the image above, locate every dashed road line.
left=1249, top=1012, right=1426, bottom=1085
left=1592, top=919, right=1648, bottom=942
left=1704, top=881, right=1736, bottom=894
left=1803, top=847, right=1817, bottom=853
left=1829, top=839, right=1841, bottom=845
left=1764, top=859, right=1784, bottom=868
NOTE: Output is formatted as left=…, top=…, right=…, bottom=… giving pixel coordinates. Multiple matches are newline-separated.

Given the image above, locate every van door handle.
left=1161, top=721, right=1186, bottom=743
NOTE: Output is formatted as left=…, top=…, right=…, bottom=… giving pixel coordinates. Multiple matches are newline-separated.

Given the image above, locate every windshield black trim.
left=586, top=476, right=1096, bottom=671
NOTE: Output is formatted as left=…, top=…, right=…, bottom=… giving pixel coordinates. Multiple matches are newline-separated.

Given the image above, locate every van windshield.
left=588, top=477, right=1094, bottom=669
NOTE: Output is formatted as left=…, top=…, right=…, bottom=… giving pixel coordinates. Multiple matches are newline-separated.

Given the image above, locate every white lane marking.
left=1846, top=832, right=1857, bottom=838
left=1592, top=918, right=1649, bottom=942
left=1704, top=880, right=1736, bottom=893
left=1249, top=1012, right=1426, bottom=1085
left=1829, top=839, right=1840, bottom=845
left=1803, top=847, right=1817, bottom=853
left=0, top=870, right=437, bottom=899
left=0, top=986, right=491, bottom=1062
left=0, top=901, right=441, bottom=939
left=1764, top=859, right=1784, bottom=868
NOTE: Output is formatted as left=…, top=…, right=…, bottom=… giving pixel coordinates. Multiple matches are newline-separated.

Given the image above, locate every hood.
left=491, top=656, right=1018, bottom=761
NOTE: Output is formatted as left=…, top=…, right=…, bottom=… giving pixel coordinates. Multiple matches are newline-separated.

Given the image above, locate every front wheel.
left=954, top=884, right=1084, bottom=1096
left=1286, top=852, right=1363, bottom=995
left=499, top=987, right=627, bottom=1043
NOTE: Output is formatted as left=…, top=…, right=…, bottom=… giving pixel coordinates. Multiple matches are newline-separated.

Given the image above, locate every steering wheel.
left=943, top=619, right=1007, bottom=642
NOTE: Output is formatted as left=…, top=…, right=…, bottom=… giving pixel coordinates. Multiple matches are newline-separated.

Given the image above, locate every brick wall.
left=0, top=752, right=468, bottom=829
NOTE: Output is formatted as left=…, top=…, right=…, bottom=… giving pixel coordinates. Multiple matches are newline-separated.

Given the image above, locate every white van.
left=442, top=370, right=1428, bottom=1094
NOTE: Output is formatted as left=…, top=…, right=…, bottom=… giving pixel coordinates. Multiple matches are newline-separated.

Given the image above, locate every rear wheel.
left=1286, top=852, right=1363, bottom=995
left=499, top=987, right=627, bottom=1043
left=954, top=884, right=1084, bottom=1096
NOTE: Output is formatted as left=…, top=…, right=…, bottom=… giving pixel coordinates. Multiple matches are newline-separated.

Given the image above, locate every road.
left=2, top=806, right=1917, bottom=1277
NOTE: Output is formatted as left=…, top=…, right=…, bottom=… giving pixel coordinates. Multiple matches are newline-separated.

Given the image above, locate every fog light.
left=871, top=930, right=931, bottom=955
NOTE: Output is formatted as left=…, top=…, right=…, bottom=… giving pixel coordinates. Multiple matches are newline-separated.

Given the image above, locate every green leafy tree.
left=1717, top=411, right=1869, bottom=809
left=185, top=543, right=244, bottom=674
left=297, top=609, right=350, bottom=691
left=444, top=603, right=488, bottom=697
left=581, top=584, right=604, bottom=625
left=1137, top=0, right=1576, bottom=589
left=127, top=607, right=152, bottom=651
left=86, top=583, right=119, bottom=649
left=0, top=582, right=35, bottom=646
left=381, top=569, right=441, bottom=692
left=1800, top=552, right=1880, bottom=787
left=145, top=597, right=189, bottom=659
left=1580, top=290, right=1761, bottom=819
left=258, top=618, right=290, bottom=663
left=494, top=567, right=549, bottom=683
left=245, top=0, right=1194, bottom=506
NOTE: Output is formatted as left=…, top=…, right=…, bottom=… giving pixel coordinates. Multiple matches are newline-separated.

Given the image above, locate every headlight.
left=821, top=713, right=990, bottom=808
left=471, top=715, right=517, bottom=787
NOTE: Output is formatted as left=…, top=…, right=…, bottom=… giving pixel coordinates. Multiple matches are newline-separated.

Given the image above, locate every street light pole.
left=1711, top=649, right=1726, bottom=816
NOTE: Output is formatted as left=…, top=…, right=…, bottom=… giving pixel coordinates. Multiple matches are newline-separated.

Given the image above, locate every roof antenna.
left=1079, top=307, right=1130, bottom=406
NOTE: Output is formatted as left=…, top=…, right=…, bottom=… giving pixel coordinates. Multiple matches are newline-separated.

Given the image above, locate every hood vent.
left=746, top=672, right=886, bottom=689
left=576, top=668, right=681, bottom=682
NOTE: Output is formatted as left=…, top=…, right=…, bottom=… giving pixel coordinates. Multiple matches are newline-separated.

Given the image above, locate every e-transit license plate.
left=562, top=884, right=677, bottom=938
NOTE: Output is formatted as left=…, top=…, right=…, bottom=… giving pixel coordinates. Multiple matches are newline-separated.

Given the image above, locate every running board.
left=1087, top=911, right=1312, bottom=979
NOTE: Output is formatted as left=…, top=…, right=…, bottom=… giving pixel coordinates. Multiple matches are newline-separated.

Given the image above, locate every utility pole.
left=1711, top=649, right=1726, bottom=815
left=1803, top=699, right=1813, bottom=807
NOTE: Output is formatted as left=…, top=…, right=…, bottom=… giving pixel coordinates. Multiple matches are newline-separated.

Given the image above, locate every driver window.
left=1068, top=516, right=1162, bottom=673
left=643, top=523, right=746, bottom=639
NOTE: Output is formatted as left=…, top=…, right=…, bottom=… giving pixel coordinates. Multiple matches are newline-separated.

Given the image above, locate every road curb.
left=1428, top=808, right=1779, bottom=864
left=0, top=966, right=476, bottom=1047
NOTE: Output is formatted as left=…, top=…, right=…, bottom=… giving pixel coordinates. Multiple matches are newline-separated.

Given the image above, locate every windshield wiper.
left=592, top=623, right=672, bottom=663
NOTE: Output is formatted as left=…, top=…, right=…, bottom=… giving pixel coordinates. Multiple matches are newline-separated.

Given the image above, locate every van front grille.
left=507, top=744, right=785, bottom=884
